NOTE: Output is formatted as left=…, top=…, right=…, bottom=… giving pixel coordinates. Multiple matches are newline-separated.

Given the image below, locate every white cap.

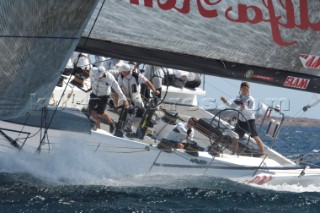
left=98, top=66, right=106, bottom=77
left=76, top=54, right=90, bottom=70
left=118, top=63, right=131, bottom=72
left=79, top=53, right=88, bottom=57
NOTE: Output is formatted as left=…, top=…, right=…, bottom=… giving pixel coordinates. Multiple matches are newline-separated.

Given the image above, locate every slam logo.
left=284, top=76, right=310, bottom=90
left=299, top=54, right=320, bottom=69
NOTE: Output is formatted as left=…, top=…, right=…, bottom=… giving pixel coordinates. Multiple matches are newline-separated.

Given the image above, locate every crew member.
left=89, top=66, right=129, bottom=131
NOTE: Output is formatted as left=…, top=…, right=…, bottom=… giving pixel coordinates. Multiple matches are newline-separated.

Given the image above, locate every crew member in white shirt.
left=221, top=81, right=265, bottom=155
left=89, top=66, right=129, bottom=131
left=162, top=117, right=198, bottom=149
left=117, top=63, right=159, bottom=109
left=71, top=52, right=91, bottom=86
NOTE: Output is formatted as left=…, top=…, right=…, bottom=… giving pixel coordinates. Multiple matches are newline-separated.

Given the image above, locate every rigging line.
left=71, top=0, right=105, bottom=67
left=173, top=150, right=196, bottom=161
left=310, top=94, right=320, bottom=107
left=86, top=58, right=117, bottom=68
left=295, top=158, right=320, bottom=167
left=35, top=62, right=74, bottom=152
left=35, top=1, right=106, bottom=152
left=138, top=65, right=167, bottom=107
left=149, top=151, right=162, bottom=172
left=82, top=0, right=106, bottom=48
left=0, top=35, right=78, bottom=40
left=205, top=80, right=232, bottom=98
left=292, top=108, right=304, bottom=118
left=221, top=77, right=239, bottom=90
left=302, top=94, right=320, bottom=111
left=157, top=67, right=170, bottom=107
left=52, top=3, right=104, bottom=109
left=18, top=119, right=46, bottom=140
left=14, top=112, right=31, bottom=141
left=89, top=144, right=151, bottom=150
left=209, top=76, right=239, bottom=98
left=147, top=66, right=167, bottom=107
left=95, top=149, right=148, bottom=154
left=39, top=108, right=45, bottom=144
left=38, top=109, right=49, bottom=149
left=72, top=0, right=106, bottom=69
left=204, top=153, right=216, bottom=174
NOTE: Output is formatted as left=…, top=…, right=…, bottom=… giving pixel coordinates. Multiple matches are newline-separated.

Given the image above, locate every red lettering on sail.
left=146, top=0, right=221, bottom=17
left=197, top=0, right=221, bottom=18
left=252, top=74, right=274, bottom=81
left=292, top=79, right=300, bottom=87
left=280, top=0, right=295, bottom=29
left=128, top=0, right=320, bottom=47
left=299, top=54, right=309, bottom=60
left=284, top=76, right=310, bottom=89
left=224, top=1, right=296, bottom=45
left=306, top=57, right=320, bottom=69
left=263, top=0, right=296, bottom=46
left=130, top=0, right=153, bottom=7
left=299, top=0, right=320, bottom=31
left=299, top=54, right=320, bottom=69
left=225, top=4, right=264, bottom=25
left=284, top=76, right=294, bottom=86
left=158, top=0, right=190, bottom=14
left=298, top=79, right=309, bottom=89
left=271, top=0, right=320, bottom=45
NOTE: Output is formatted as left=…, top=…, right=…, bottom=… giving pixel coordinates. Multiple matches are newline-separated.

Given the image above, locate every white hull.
left=1, top=112, right=319, bottom=187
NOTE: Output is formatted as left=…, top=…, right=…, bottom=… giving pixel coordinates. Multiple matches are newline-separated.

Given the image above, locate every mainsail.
left=77, top=0, right=320, bottom=93
left=0, top=1, right=98, bottom=119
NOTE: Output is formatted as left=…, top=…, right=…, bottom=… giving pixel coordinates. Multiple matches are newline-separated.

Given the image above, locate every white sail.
left=0, top=0, right=98, bottom=119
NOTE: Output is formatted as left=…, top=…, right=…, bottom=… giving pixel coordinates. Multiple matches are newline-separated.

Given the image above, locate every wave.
left=0, top=172, right=319, bottom=213
left=1, top=142, right=320, bottom=193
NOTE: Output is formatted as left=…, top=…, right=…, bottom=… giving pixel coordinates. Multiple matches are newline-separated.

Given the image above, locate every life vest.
left=120, top=71, right=140, bottom=97
left=121, top=71, right=139, bottom=82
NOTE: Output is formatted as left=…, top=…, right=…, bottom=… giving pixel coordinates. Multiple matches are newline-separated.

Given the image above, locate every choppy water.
left=1, top=126, right=320, bottom=212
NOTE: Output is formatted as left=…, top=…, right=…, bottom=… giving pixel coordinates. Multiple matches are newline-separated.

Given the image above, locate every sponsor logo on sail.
left=129, top=0, right=320, bottom=47
left=299, top=54, right=320, bottom=69
left=245, top=70, right=274, bottom=81
left=245, top=70, right=254, bottom=79
left=252, top=74, right=274, bottom=81
left=284, top=76, right=310, bottom=89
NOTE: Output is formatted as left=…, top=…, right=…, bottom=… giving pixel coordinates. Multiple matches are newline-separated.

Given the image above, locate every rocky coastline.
left=256, top=116, right=319, bottom=127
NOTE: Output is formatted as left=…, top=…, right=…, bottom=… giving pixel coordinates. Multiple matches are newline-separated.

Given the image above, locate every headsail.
left=77, top=0, right=320, bottom=93
left=0, top=1, right=98, bottom=119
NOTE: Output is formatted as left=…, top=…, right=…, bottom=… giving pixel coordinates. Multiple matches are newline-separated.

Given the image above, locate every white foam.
left=244, top=182, right=320, bottom=193
left=0, top=136, right=319, bottom=193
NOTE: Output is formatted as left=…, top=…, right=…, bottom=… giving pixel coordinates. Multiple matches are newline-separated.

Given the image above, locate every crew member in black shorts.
left=220, top=82, right=265, bottom=155
left=89, top=66, right=129, bottom=131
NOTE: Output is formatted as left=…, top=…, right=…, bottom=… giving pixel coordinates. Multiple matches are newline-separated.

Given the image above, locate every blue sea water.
left=0, top=126, right=319, bottom=212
